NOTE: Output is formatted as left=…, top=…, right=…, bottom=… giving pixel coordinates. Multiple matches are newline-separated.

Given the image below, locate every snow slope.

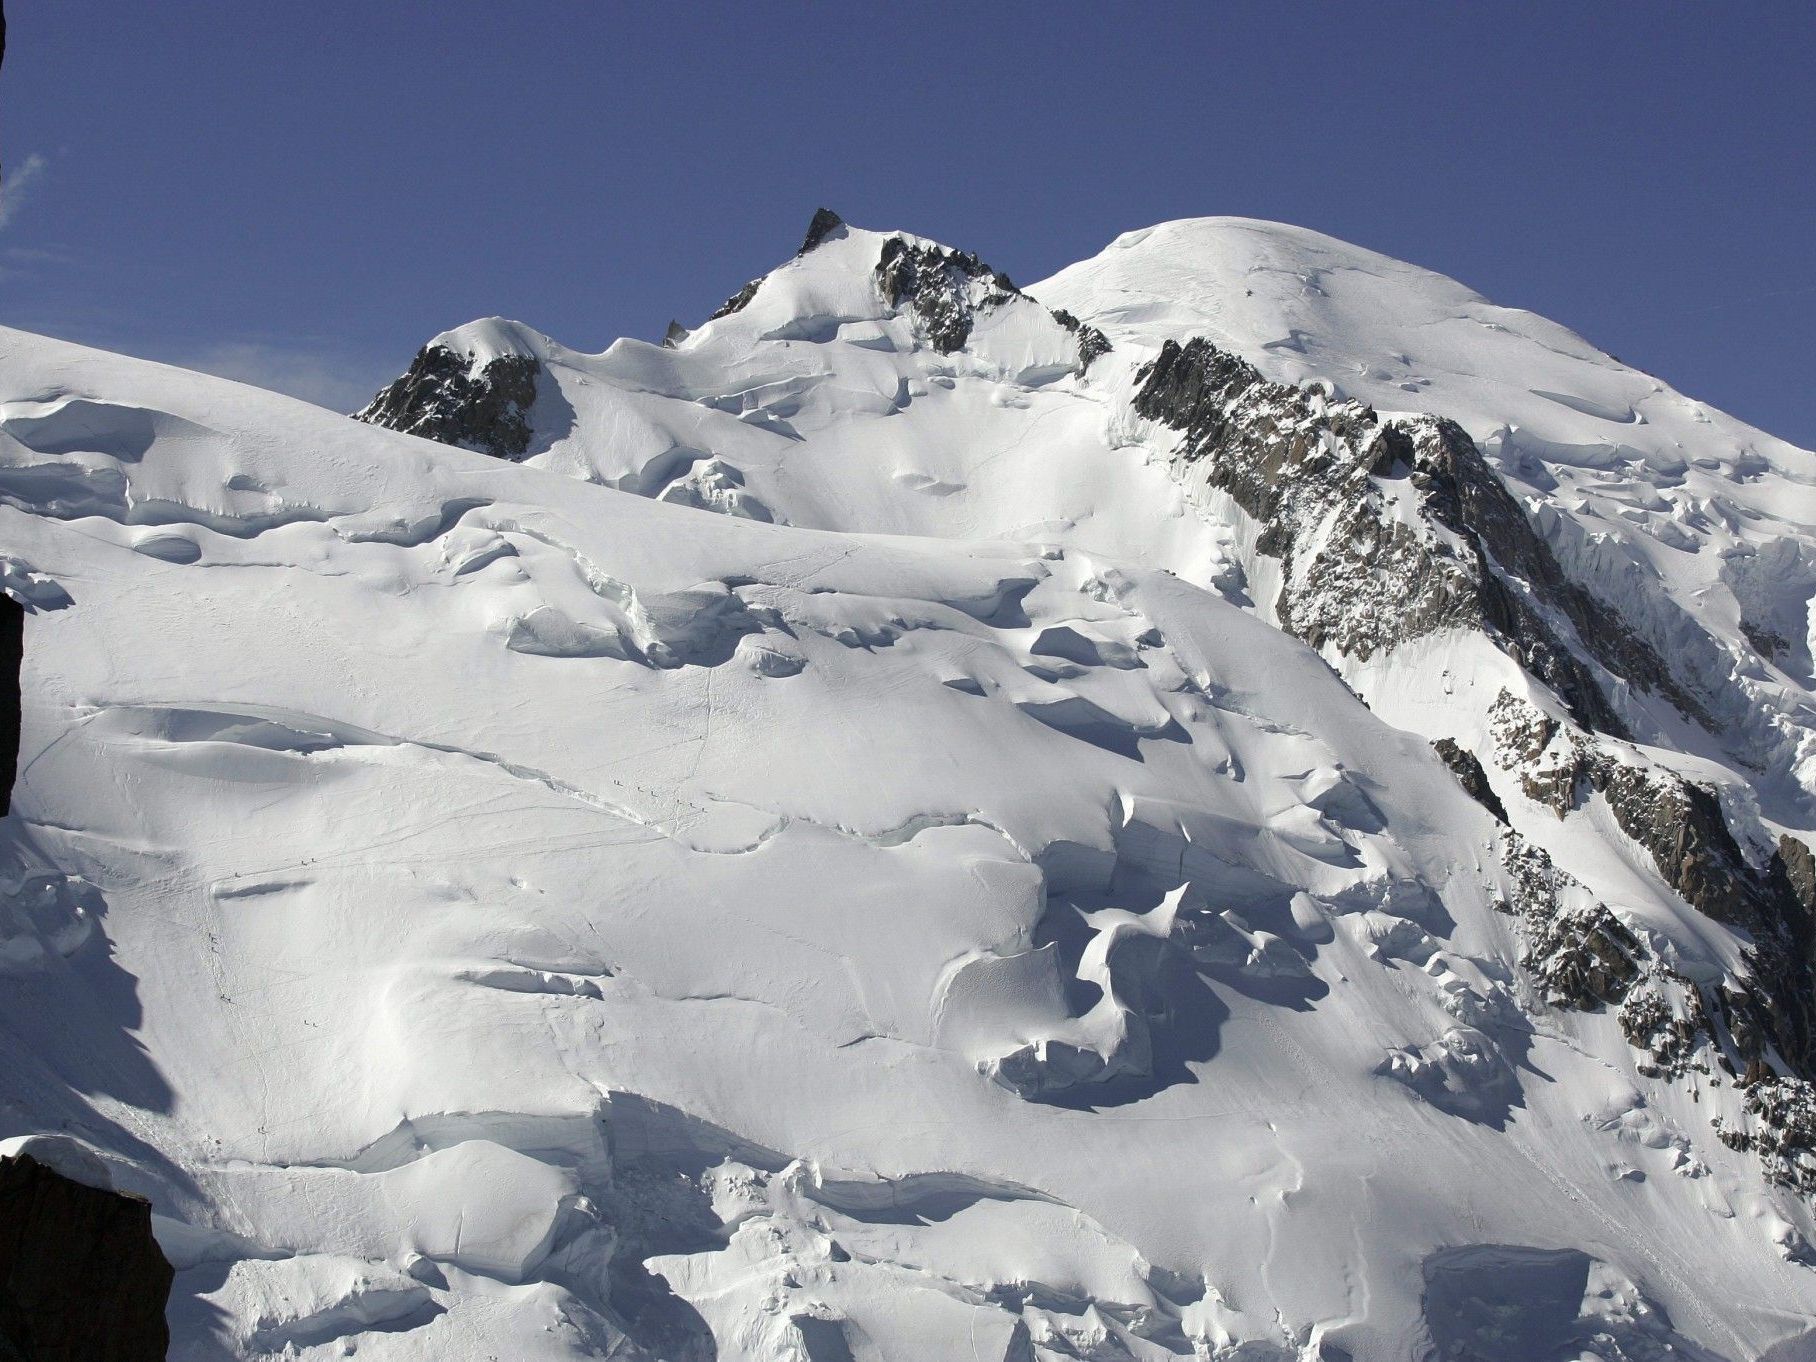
left=1035, top=218, right=1816, bottom=792
left=0, top=211, right=1814, bottom=1360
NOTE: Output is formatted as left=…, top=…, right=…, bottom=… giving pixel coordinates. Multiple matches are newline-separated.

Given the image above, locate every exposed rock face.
left=1406, top=417, right=1705, bottom=730
left=1617, top=975, right=1713, bottom=1081
left=1486, top=692, right=1578, bottom=812
left=0, top=592, right=20, bottom=817
left=1130, top=337, right=1697, bottom=738
left=1594, top=760, right=1767, bottom=931
left=1050, top=307, right=1112, bottom=372
left=1719, top=1077, right=1816, bottom=1195
left=1743, top=620, right=1791, bottom=660
left=873, top=236, right=1019, bottom=355
left=1496, top=823, right=1723, bottom=1091
left=1432, top=738, right=1506, bottom=822
left=1485, top=685, right=1816, bottom=1188
left=1131, top=333, right=1816, bottom=1197
left=1490, top=690, right=1816, bottom=1074
left=707, top=277, right=762, bottom=321
left=1776, top=833, right=1816, bottom=922
left=865, top=237, right=1111, bottom=372
left=1498, top=833, right=1639, bottom=1010
left=0, top=1153, right=173, bottom=1361
left=356, top=344, right=539, bottom=460
left=797, top=206, right=845, bottom=255
left=1503, top=763, right=1816, bottom=1194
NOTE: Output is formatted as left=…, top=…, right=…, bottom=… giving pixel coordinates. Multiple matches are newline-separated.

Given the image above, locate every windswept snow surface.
left=2, top=213, right=1815, bottom=1361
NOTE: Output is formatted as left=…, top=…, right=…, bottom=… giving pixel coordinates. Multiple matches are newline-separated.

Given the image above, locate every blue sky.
left=2, top=3, right=1813, bottom=444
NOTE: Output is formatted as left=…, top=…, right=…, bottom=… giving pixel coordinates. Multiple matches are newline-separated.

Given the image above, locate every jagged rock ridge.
left=1125, top=330, right=1816, bottom=1199
left=1129, top=336, right=1695, bottom=737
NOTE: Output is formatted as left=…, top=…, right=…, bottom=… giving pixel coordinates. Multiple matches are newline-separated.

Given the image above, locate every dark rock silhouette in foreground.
left=0, top=1151, right=173, bottom=1361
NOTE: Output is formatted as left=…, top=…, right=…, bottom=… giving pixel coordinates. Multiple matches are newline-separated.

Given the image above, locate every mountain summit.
left=1, top=211, right=1813, bottom=1359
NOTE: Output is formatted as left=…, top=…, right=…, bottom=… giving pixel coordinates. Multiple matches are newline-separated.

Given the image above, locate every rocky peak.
left=710, top=210, right=1108, bottom=370
left=355, top=322, right=544, bottom=460
left=707, top=207, right=856, bottom=322
left=797, top=206, right=845, bottom=255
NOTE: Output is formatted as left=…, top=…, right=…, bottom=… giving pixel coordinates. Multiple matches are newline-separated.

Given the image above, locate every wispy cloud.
left=172, top=340, right=388, bottom=413
left=0, top=153, right=50, bottom=231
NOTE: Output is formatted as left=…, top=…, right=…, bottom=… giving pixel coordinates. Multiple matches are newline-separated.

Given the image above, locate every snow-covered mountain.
left=3, top=209, right=1814, bottom=1360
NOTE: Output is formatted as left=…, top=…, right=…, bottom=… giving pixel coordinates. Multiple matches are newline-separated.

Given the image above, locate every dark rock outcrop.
left=1741, top=620, right=1790, bottom=662
left=1432, top=738, right=1506, bottom=823
left=0, top=1153, right=173, bottom=1361
left=708, top=277, right=762, bottom=321
left=797, top=207, right=845, bottom=256
left=1504, top=794, right=1816, bottom=1194
left=874, top=237, right=1018, bottom=355
left=0, top=592, right=20, bottom=817
left=1717, top=1076, right=1816, bottom=1195
left=1130, top=337, right=1700, bottom=739
left=1486, top=693, right=1579, bottom=813
left=1490, top=689, right=1816, bottom=1186
left=1499, top=833, right=1640, bottom=1009
left=1773, top=833, right=1816, bottom=926
left=1592, top=761, right=1767, bottom=935
left=870, top=235, right=1110, bottom=373
left=1618, top=975, right=1713, bottom=1081
left=1050, top=308, right=1112, bottom=372
left=1494, top=691, right=1816, bottom=1077
left=1409, top=418, right=1706, bottom=730
left=356, top=344, right=540, bottom=461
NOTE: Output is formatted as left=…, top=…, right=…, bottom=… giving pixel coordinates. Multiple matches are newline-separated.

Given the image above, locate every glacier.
left=0, top=209, right=1813, bottom=1359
